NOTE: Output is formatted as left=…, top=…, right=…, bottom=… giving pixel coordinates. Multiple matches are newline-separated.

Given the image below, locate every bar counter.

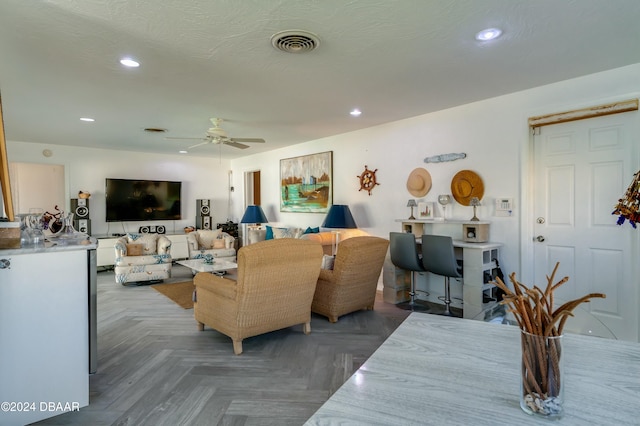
left=305, top=313, right=640, bottom=425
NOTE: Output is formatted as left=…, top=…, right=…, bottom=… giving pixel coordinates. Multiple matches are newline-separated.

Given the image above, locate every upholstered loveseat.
left=186, top=229, right=237, bottom=263
left=247, top=225, right=369, bottom=256
left=114, top=233, right=172, bottom=285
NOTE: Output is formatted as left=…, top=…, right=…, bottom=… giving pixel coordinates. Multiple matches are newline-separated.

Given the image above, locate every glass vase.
left=49, top=212, right=87, bottom=244
left=520, top=330, right=564, bottom=419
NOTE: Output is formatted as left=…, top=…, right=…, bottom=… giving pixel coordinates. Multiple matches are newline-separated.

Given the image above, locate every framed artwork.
left=280, top=151, right=333, bottom=213
left=418, top=202, right=434, bottom=219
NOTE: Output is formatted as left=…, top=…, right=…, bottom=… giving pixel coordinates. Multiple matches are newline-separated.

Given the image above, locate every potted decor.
left=493, top=263, right=605, bottom=419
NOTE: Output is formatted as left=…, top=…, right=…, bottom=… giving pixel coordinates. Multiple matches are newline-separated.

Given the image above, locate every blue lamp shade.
left=322, top=204, right=357, bottom=229
left=240, top=205, right=268, bottom=224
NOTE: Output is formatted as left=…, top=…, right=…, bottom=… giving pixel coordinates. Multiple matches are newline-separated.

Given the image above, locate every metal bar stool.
left=421, top=234, right=462, bottom=316
left=389, top=232, right=429, bottom=311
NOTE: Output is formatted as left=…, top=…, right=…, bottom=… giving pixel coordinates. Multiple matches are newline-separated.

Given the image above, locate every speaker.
left=70, top=198, right=90, bottom=218
left=196, top=215, right=211, bottom=230
left=74, top=219, right=91, bottom=235
left=156, top=225, right=166, bottom=234
left=139, top=225, right=150, bottom=233
left=196, top=199, right=211, bottom=216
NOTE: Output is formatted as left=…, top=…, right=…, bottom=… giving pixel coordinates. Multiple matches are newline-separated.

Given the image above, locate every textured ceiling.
left=1, top=0, right=639, bottom=159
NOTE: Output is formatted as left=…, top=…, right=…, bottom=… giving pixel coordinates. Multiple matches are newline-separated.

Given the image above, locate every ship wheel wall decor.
left=357, top=165, right=379, bottom=195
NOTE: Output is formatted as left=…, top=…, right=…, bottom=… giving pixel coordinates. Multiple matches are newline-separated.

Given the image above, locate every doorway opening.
left=242, top=170, right=261, bottom=246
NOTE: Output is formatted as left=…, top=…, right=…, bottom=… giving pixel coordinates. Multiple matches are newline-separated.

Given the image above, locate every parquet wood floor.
left=33, top=265, right=410, bottom=425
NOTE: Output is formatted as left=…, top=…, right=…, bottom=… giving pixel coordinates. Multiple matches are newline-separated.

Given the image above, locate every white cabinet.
left=0, top=248, right=90, bottom=425
left=96, top=236, right=118, bottom=266
left=96, top=233, right=189, bottom=267
left=166, top=234, right=189, bottom=260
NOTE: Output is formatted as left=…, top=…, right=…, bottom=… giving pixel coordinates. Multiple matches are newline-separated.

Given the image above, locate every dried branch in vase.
left=492, top=262, right=606, bottom=417
left=492, top=262, right=605, bottom=337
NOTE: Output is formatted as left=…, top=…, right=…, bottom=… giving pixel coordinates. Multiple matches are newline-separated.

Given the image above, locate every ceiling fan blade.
left=188, top=141, right=211, bottom=149
left=223, top=141, right=250, bottom=149
left=165, top=137, right=207, bottom=141
left=230, top=138, right=265, bottom=143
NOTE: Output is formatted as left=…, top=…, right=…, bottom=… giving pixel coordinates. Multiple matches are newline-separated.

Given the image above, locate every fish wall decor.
left=424, top=152, right=467, bottom=163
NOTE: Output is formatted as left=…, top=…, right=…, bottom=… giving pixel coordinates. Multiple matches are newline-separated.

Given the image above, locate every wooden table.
left=305, top=313, right=640, bottom=425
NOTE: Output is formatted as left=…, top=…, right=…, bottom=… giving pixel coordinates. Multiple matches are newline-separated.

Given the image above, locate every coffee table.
left=177, top=258, right=237, bottom=274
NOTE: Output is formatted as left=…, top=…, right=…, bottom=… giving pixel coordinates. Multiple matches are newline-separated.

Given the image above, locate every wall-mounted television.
left=105, top=178, right=181, bottom=222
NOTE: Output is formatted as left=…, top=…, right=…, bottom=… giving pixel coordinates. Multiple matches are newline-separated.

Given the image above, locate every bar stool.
left=389, top=232, right=429, bottom=311
left=421, top=234, right=462, bottom=316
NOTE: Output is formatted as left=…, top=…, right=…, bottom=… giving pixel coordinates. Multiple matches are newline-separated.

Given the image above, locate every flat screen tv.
left=105, top=178, right=181, bottom=222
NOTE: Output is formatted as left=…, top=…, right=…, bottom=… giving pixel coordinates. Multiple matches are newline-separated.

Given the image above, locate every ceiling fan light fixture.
left=271, top=30, right=320, bottom=53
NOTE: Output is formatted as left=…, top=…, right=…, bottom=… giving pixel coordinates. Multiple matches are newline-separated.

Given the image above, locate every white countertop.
left=305, top=313, right=640, bottom=425
left=0, top=237, right=98, bottom=255
left=395, top=218, right=491, bottom=224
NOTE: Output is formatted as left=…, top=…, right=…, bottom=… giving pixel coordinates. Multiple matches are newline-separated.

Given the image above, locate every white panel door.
left=533, top=112, right=639, bottom=342
left=9, top=162, right=65, bottom=214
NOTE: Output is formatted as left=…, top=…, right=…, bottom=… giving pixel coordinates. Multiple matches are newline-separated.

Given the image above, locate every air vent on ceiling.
left=144, top=128, right=167, bottom=133
left=271, top=30, right=320, bottom=53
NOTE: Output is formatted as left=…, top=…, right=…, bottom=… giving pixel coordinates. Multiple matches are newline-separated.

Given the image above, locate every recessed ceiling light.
left=179, top=150, right=188, bottom=154
left=120, top=58, right=140, bottom=67
left=350, top=109, right=362, bottom=117
left=475, top=28, right=502, bottom=41
left=80, top=117, right=95, bottom=122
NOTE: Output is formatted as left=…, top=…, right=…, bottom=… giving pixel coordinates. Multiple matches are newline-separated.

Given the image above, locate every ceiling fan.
left=166, top=118, right=265, bottom=150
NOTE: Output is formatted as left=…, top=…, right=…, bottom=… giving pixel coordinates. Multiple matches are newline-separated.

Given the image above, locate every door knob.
left=535, top=235, right=545, bottom=242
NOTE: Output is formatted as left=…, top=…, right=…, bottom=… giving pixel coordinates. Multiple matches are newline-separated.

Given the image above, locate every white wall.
left=6, top=63, right=640, bottom=279
left=231, top=63, right=640, bottom=280
left=6, top=142, right=233, bottom=236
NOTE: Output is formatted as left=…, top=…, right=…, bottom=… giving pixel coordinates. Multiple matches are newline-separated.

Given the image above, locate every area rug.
left=151, top=281, right=195, bottom=309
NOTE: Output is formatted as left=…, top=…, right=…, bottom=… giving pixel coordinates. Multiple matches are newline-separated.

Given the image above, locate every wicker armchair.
left=193, top=238, right=323, bottom=355
left=312, top=236, right=389, bottom=322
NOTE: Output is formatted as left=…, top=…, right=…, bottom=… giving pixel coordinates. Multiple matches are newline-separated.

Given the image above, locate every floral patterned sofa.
left=186, top=229, right=237, bottom=263
left=114, top=233, right=172, bottom=285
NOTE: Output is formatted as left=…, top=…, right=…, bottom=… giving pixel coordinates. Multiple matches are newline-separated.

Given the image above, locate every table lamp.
left=407, top=199, right=417, bottom=220
left=240, top=205, right=268, bottom=246
left=322, top=204, right=357, bottom=255
left=470, top=197, right=481, bottom=221
left=240, top=205, right=268, bottom=225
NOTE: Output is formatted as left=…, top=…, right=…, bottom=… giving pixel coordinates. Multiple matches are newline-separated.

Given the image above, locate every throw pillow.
left=321, top=254, right=335, bottom=270
left=126, top=243, right=144, bottom=256
left=303, top=226, right=320, bottom=234
left=196, top=229, right=223, bottom=248
left=272, top=227, right=303, bottom=239
left=126, top=233, right=159, bottom=255
left=265, top=225, right=275, bottom=240
left=212, top=239, right=225, bottom=249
